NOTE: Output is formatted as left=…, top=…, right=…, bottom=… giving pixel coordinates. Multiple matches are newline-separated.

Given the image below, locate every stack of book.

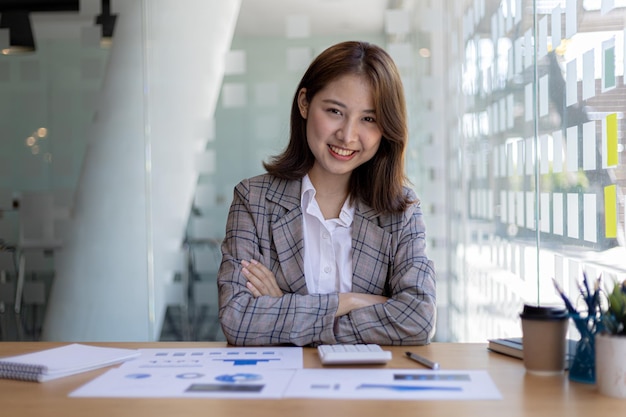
left=487, top=337, right=577, bottom=368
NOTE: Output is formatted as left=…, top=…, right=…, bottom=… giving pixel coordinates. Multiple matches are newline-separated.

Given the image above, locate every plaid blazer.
left=217, top=173, right=436, bottom=346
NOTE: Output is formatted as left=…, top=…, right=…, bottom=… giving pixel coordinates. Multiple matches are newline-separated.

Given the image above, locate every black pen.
left=405, top=351, right=440, bottom=370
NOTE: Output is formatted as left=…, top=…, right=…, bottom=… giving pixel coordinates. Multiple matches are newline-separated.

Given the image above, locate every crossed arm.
left=241, top=259, right=389, bottom=317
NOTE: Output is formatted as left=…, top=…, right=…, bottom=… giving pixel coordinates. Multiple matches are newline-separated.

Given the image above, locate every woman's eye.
left=327, top=108, right=341, bottom=115
left=363, top=116, right=376, bottom=123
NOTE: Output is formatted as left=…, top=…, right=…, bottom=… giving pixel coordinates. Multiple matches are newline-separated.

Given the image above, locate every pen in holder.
left=552, top=274, right=602, bottom=385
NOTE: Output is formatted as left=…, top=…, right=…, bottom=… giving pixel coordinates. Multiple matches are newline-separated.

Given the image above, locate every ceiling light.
left=95, top=0, right=117, bottom=48
left=0, top=11, right=35, bottom=55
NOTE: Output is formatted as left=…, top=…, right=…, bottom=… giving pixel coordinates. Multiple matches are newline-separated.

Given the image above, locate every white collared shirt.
left=301, top=174, right=354, bottom=294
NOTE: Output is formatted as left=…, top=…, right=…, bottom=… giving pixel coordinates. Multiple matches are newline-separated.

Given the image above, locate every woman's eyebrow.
left=321, top=98, right=376, bottom=114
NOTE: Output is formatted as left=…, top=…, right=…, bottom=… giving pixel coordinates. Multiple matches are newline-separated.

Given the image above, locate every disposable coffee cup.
left=520, top=304, right=568, bottom=375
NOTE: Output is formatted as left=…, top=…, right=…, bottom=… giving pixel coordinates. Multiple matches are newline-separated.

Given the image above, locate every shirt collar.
left=301, top=174, right=354, bottom=226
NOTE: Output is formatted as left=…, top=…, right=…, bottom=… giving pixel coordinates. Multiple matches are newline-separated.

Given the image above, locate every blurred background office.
left=0, top=0, right=624, bottom=343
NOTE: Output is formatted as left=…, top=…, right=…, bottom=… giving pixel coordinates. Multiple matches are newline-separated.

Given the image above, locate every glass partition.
left=422, top=0, right=626, bottom=342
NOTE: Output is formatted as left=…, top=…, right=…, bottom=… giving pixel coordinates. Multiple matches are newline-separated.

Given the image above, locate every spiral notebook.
left=0, top=343, right=140, bottom=382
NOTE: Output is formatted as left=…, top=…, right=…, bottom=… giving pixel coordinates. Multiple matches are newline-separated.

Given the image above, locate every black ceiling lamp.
left=0, top=1, right=82, bottom=55
left=0, top=10, right=36, bottom=55
left=95, top=0, right=117, bottom=48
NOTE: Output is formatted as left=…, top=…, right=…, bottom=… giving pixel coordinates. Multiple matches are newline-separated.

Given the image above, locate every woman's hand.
left=241, top=259, right=283, bottom=297
left=336, top=293, right=388, bottom=317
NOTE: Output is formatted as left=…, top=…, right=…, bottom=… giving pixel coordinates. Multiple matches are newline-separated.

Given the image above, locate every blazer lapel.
left=351, top=201, right=392, bottom=295
left=266, top=177, right=308, bottom=294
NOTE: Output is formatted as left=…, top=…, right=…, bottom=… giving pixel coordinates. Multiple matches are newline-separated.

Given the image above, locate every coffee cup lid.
left=519, top=304, right=567, bottom=320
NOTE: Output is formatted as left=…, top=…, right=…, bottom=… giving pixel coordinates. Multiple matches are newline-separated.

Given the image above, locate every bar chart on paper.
left=128, top=347, right=304, bottom=369
left=70, top=347, right=303, bottom=399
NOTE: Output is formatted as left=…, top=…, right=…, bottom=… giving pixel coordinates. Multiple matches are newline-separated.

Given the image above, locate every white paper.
left=515, top=37, right=523, bottom=75
left=516, top=191, right=524, bottom=227
left=540, top=134, right=550, bottom=174
left=515, top=0, right=522, bottom=25
left=525, top=137, right=534, bottom=175
left=470, top=190, right=476, bottom=217
left=553, top=130, right=564, bottom=173
left=540, top=193, right=550, bottom=233
left=554, top=254, right=564, bottom=284
left=582, top=121, right=596, bottom=170
left=508, top=41, right=515, bottom=80
left=539, top=75, right=549, bottom=116
left=525, top=191, right=534, bottom=230
left=566, top=125, right=579, bottom=172
left=284, top=369, right=502, bottom=400
left=551, top=6, right=562, bottom=50
left=554, top=193, right=564, bottom=235
left=582, top=48, right=595, bottom=100
left=507, top=142, right=515, bottom=177
left=497, top=10, right=504, bottom=43
left=501, top=190, right=508, bottom=223
left=494, top=148, right=500, bottom=178
left=565, top=0, right=577, bottom=38
left=500, top=144, right=507, bottom=177
left=491, top=13, right=498, bottom=45
left=567, top=193, right=579, bottom=239
left=524, top=29, right=533, bottom=69
left=517, top=140, right=525, bottom=176
left=120, top=347, right=304, bottom=371
left=583, top=194, right=597, bottom=242
left=71, top=367, right=296, bottom=399
left=492, top=102, right=499, bottom=134
left=525, top=83, right=533, bottom=122
left=499, top=98, right=506, bottom=132
left=70, top=347, right=304, bottom=398
left=566, top=59, right=577, bottom=107
left=538, top=16, right=548, bottom=58
left=507, top=93, right=514, bottom=128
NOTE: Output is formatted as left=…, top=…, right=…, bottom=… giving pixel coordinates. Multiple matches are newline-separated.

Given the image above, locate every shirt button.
left=322, top=232, right=330, bottom=239
left=324, top=266, right=331, bottom=273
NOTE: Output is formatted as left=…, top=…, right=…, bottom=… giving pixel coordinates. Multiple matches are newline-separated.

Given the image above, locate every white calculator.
left=317, top=343, right=392, bottom=365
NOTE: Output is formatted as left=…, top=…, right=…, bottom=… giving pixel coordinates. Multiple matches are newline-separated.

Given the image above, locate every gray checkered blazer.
left=217, top=173, right=436, bottom=346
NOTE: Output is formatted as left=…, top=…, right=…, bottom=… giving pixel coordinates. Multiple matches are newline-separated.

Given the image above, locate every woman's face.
left=298, top=74, right=382, bottom=183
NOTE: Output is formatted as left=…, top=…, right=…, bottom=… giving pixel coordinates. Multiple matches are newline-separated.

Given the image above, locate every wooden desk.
left=0, top=342, right=621, bottom=417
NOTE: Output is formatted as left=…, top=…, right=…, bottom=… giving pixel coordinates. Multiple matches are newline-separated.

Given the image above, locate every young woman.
left=217, top=41, right=436, bottom=346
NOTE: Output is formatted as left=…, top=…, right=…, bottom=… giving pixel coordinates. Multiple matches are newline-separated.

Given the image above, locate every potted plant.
left=596, top=279, right=626, bottom=398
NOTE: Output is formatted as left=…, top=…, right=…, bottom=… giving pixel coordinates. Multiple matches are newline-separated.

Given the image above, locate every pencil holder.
left=568, top=313, right=596, bottom=384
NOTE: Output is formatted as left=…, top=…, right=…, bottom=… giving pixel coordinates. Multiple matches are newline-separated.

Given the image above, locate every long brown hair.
left=264, top=41, right=413, bottom=213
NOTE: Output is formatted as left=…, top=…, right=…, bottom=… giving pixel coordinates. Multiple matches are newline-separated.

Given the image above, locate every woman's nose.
left=337, top=118, right=358, bottom=142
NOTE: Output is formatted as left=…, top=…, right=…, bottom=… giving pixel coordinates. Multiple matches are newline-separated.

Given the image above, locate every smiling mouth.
left=329, top=145, right=356, bottom=157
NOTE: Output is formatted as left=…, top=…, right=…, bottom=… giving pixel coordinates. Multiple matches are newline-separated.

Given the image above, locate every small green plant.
left=601, top=280, right=626, bottom=336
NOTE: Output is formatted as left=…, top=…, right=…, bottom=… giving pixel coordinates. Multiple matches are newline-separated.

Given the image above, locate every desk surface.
left=0, top=342, right=621, bottom=417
